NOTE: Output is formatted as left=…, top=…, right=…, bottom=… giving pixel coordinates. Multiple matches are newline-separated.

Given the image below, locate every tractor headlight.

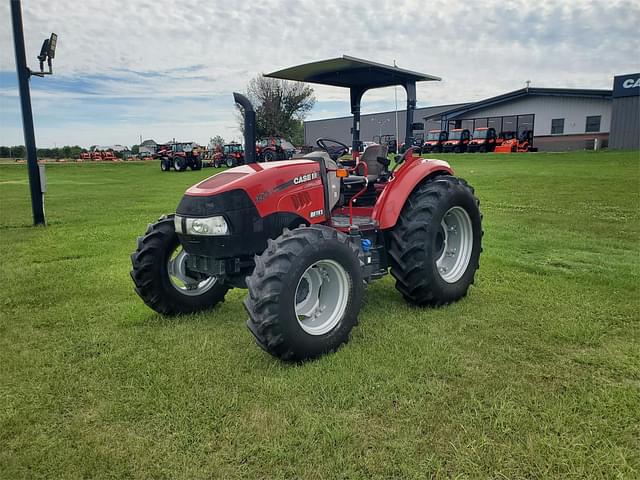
left=174, top=215, right=229, bottom=236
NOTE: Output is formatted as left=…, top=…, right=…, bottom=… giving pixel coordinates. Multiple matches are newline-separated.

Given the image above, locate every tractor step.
left=330, top=215, right=378, bottom=230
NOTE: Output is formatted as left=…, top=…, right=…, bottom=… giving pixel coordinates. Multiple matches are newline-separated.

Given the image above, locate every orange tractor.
left=495, top=130, right=538, bottom=153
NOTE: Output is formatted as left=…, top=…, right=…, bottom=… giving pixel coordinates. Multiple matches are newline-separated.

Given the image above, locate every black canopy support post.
left=10, top=0, right=45, bottom=226
left=404, top=81, right=417, bottom=148
left=233, top=92, right=256, bottom=164
left=350, top=87, right=365, bottom=155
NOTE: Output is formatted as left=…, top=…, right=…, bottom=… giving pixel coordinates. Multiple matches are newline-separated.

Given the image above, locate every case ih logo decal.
left=293, top=172, right=319, bottom=185
left=310, top=209, right=324, bottom=218
left=255, top=171, right=320, bottom=203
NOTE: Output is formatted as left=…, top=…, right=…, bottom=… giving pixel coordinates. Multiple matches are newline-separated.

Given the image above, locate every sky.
left=1, top=0, right=639, bottom=148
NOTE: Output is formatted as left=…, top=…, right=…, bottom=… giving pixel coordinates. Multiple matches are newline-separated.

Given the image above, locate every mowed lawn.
left=0, top=150, right=638, bottom=479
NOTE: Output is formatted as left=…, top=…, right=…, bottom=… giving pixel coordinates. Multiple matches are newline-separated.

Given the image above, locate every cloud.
left=1, top=0, right=639, bottom=147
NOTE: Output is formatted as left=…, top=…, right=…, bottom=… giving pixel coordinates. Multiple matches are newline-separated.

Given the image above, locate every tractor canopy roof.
left=265, top=55, right=440, bottom=89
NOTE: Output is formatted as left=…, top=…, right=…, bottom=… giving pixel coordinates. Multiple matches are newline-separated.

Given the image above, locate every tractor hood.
left=181, top=159, right=327, bottom=219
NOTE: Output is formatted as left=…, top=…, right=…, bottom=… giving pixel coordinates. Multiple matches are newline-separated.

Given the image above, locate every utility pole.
left=10, top=0, right=57, bottom=226
left=11, top=0, right=45, bottom=225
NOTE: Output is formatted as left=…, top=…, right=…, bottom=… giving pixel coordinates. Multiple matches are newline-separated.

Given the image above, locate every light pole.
left=372, top=117, right=390, bottom=139
left=10, top=0, right=57, bottom=226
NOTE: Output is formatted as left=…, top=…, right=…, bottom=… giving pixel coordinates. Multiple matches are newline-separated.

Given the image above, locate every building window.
left=551, top=118, right=564, bottom=135
left=585, top=115, right=601, bottom=133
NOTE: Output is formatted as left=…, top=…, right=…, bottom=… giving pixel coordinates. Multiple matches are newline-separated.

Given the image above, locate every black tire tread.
left=388, top=175, right=483, bottom=306
left=244, top=225, right=360, bottom=361
left=130, top=215, right=228, bottom=315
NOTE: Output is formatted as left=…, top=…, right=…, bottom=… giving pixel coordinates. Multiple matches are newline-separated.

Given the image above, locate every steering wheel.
left=316, top=138, right=350, bottom=161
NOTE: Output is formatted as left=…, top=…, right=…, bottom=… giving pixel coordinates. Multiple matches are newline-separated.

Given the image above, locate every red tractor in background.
left=422, top=130, right=448, bottom=154
left=131, top=56, right=483, bottom=362
left=213, top=143, right=245, bottom=168
left=442, top=128, right=471, bottom=153
left=158, top=142, right=203, bottom=172
left=467, top=127, right=498, bottom=153
left=256, top=138, right=296, bottom=162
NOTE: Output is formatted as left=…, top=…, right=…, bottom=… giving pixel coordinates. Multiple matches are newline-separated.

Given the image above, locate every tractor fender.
left=373, top=158, right=453, bottom=230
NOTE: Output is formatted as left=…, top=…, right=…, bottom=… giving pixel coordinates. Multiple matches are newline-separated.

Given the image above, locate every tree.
left=131, top=144, right=139, bottom=155
left=209, top=136, right=225, bottom=149
left=238, top=76, right=315, bottom=145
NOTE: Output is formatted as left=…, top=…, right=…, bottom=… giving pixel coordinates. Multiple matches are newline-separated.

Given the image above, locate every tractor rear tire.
left=244, top=225, right=364, bottom=361
left=225, top=156, right=235, bottom=168
left=174, top=156, right=187, bottom=172
left=388, top=175, right=482, bottom=306
left=130, top=216, right=229, bottom=315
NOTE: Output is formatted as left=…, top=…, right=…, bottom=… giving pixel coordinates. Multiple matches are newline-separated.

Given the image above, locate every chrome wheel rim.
left=435, top=206, right=473, bottom=283
left=295, top=259, right=350, bottom=336
left=167, top=246, right=217, bottom=296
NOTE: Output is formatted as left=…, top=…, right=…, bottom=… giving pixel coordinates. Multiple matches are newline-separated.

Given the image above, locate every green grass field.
left=1, top=151, right=639, bottom=479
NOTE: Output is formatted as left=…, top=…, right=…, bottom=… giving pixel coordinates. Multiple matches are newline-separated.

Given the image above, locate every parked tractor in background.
left=256, top=138, right=296, bottom=162
left=213, top=143, right=245, bottom=168
left=159, top=142, right=203, bottom=172
left=131, top=57, right=483, bottom=362
left=467, top=127, right=498, bottom=153
left=422, top=130, right=448, bottom=154
left=495, top=130, right=538, bottom=153
left=442, top=128, right=471, bottom=153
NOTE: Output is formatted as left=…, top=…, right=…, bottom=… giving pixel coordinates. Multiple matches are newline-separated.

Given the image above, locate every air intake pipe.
left=233, top=92, right=256, bottom=164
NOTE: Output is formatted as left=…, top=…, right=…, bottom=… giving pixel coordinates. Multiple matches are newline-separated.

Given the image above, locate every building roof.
left=265, top=55, right=441, bottom=89
left=426, top=87, right=612, bottom=120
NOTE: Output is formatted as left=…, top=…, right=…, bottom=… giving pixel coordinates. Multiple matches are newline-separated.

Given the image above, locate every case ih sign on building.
left=609, top=73, right=640, bottom=150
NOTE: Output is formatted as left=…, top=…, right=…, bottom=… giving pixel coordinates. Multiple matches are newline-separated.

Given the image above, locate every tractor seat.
left=343, top=144, right=389, bottom=187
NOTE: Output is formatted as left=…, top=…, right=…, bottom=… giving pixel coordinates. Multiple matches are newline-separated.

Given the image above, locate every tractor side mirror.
left=411, top=122, right=424, bottom=131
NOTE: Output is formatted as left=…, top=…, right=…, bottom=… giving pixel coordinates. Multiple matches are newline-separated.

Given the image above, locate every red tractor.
left=158, top=142, right=203, bottom=172
left=467, top=127, right=498, bottom=153
left=213, top=143, right=245, bottom=168
left=422, top=130, right=448, bottom=154
left=131, top=57, right=482, bottom=361
left=256, top=138, right=295, bottom=162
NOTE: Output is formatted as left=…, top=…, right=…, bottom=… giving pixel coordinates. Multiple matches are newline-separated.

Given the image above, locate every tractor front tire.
left=191, top=158, right=203, bottom=170
left=160, top=158, right=170, bottom=171
left=244, top=225, right=364, bottom=361
left=262, top=149, right=276, bottom=162
left=225, top=156, right=235, bottom=168
left=131, top=216, right=229, bottom=315
left=389, top=175, right=482, bottom=306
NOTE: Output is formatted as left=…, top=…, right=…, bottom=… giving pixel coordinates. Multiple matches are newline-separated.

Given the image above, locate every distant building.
left=304, top=73, right=639, bottom=151
left=139, top=139, right=158, bottom=155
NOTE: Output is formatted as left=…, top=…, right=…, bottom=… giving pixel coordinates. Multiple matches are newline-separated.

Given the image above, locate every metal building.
left=304, top=104, right=468, bottom=148
left=609, top=73, right=640, bottom=150
left=304, top=75, right=638, bottom=151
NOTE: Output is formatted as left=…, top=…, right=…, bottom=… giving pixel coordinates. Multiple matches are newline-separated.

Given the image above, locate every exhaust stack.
left=233, top=92, right=256, bottom=164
